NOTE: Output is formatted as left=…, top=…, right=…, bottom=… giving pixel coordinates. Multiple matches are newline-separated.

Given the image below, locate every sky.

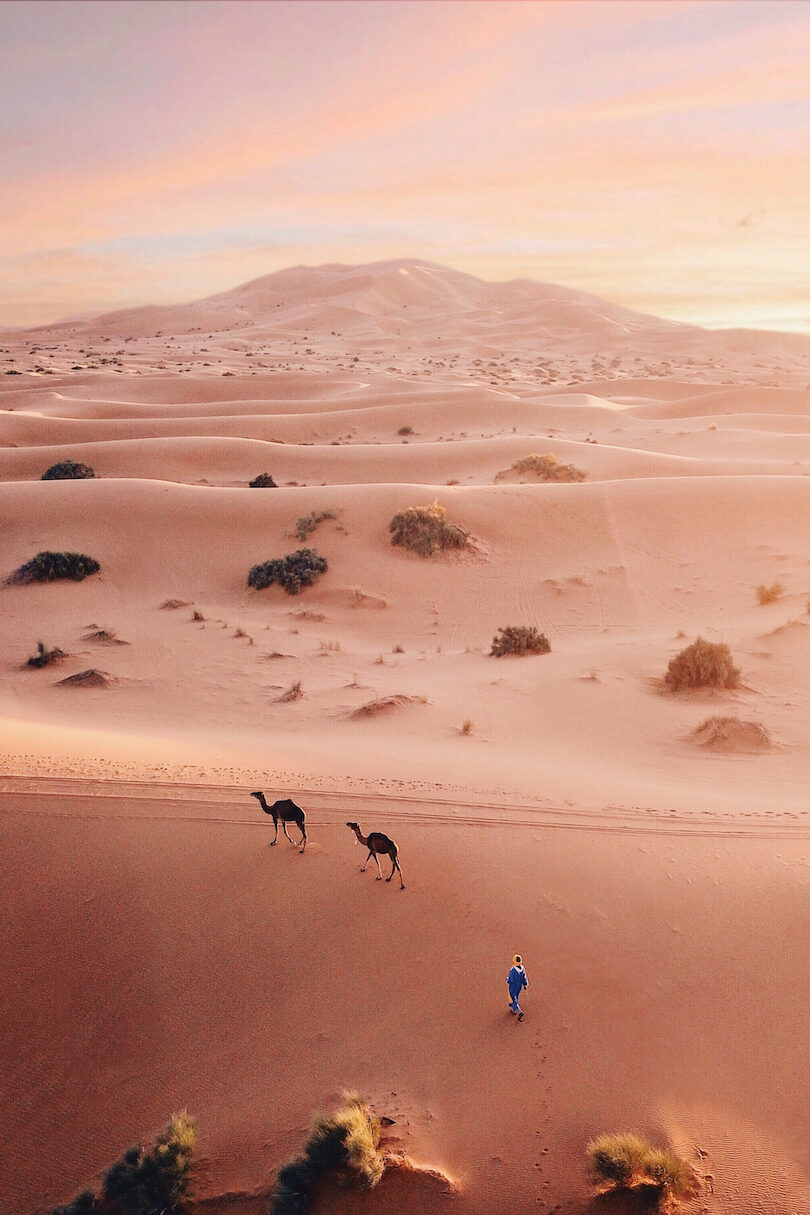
left=2, top=0, right=809, bottom=331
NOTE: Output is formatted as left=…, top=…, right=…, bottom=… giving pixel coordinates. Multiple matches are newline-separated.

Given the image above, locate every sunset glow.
left=2, top=0, right=809, bottom=330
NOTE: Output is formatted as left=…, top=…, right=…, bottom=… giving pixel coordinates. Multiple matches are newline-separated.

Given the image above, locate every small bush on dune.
left=26, top=640, right=67, bottom=668
left=664, top=636, right=740, bottom=691
left=8, top=551, right=100, bottom=585
left=270, top=1093, right=384, bottom=1215
left=496, top=452, right=586, bottom=483
left=295, top=510, right=336, bottom=541
left=52, top=1112, right=198, bottom=1215
left=389, top=500, right=469, bottom=557
left=248, top=549, right=328, bottom=595
left=491, top=625, right=551, bottom=657
left=587, top=1132, right=699, bottom=1208
left=42, top=460, right=95, bottom=480
left=249, top=472, right=277, bottom=488
left=756, top=582, right=785, bottom=605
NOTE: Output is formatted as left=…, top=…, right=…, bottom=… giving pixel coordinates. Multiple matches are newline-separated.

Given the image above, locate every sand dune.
left=3, top=261, right=810, bottom=1214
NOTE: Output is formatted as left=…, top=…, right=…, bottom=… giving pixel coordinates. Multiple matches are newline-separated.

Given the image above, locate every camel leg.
left=386, top=856, right=405, bottom=889
left=298, top=822, right=307, bottom=853
left=373, top=852, right=383, bottom=881
left=270, top=817, right=279, bottom=846
left=361, top=849, right=373, bottom=872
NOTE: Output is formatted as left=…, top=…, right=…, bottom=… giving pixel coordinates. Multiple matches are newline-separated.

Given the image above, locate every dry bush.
left=8, top=551, right=100, bottom=584
left=26, top=641, right=66, bottom=669
left=587, top=1132, right=699, bottom=1208
left=160, top=599, right=190, bottom=610
left=461, top=719, right=473, bottom=735
left=398, top=425, right=414, bottom=435
left=295, top=510, right=336, bottom=541
left=249, top=472, right=277, bottom=488
left=52, top=1111, right=198, bottom=1215
left=42, top=460, right=95, bottom=480
left=248, top=549, right=328, bottom=595
left=389, top=500, right=469, bottom=557
left=270, top=1093, right=383, bottom=1215
left=276, top=680, right=303, bottom=703
left=756, top=582, right=785, bottom=605
left=352, top=694, right=426, bottom=717
left=664, top=636, right=740, bottom=691
left=495, top=452, right=586, bottom=482
left=490, top=625, right=551, bottom=657
left=57, top=669, right=109, bottom=688
left=691, top=716, right=773, bottom=751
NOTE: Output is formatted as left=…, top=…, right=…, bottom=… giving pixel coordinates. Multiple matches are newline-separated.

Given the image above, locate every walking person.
left=507, top=954, right=528, bottom=1022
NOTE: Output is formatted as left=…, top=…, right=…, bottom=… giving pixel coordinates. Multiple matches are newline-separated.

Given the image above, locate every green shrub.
left=248, top=548, right=327, bottom=595
left=52, top=1112, right=197, bottom=1215
left=295, top=510, right=335, bottom=541
left=42, top=460, right=95, bottom=480
left=491, top=625, right=551, bottom=657
left=9, top=551, right=100, bottom=585
left=587, top=1132, right=698, bottom=1207
left=756, top=582, right=785, bottom=605
left=664, top=636, right=740, bottom=691
left=270, top=1094, right=383, bottom=1215
left=249, top=472, right=277, bottom=488
left=27, top=640, right=66, bottom=668
left=495, top=452, right=586, bottom=482
left=389, top=500, right=469, bottom=557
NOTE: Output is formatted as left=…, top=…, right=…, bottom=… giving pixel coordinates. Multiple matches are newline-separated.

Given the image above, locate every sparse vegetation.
left=270, top=1093, right=384, bottom=1215
left=26, top=640, right=66, bottom=668
left=249, top=472, right=277, bottom=488
left=587, top=1132, right=699, bottom=1208
left=41, top=460, right=95, bottom=480
left=495, top=452, right=586, bottom=482
left=490, top=625, right=551, bottom=657
left=248, top=548, right=328, bottom=595
left=8, top=551, right=100, bottom=584
left=52, top=1112, right=197, bottom=1215
left=397, top=425, right=414, bottom=436
left=664, top=636, right=740, bottom=691
left=756, top=581, right=785, bottom=605
left=461, top=719, right=473, bottom=735
left=295, top=510, right=336, bottom=541
left=276, top=680, right=303, bottom=702
left=389, top=500, right=469, bottom=557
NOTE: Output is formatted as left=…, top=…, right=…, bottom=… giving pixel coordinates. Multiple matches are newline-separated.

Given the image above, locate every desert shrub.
left=756, top=582, right=785, bottom=605
left=42, top=460, right=95, bottom=480
left=490, top=625, right=551, bottom=657
left=664, top=636, right=740, bottom=691
left=27, top=640, right=66, bottom=668
left=587, top=1132, right=698, bottom=1207
left=496, top=452, right=586, bottom=482
left=389, top=500, right=469, bottom=557
left=295, top=510, right=336, bottom=541
left=248, top=549, right=328, bottom=595
left=249, top=472, right=277, bottom=488
left=52, top=1112, right=197, bottom=1215
left=398, top=425, right=414, bottom=435
left=8, top=551, right=100, bottom=584
left=270, top=1093, right=383, bottom=1215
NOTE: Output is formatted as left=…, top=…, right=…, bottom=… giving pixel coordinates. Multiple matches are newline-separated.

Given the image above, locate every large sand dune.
left=3, top=261, right=810, bottom=1214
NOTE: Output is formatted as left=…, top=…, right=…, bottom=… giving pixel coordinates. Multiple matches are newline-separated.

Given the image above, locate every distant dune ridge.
left=3, top=260, right=810, bottom=1215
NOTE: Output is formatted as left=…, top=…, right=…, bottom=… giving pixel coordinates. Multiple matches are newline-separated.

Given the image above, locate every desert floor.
left=3, top=262, right=810, bottom=1214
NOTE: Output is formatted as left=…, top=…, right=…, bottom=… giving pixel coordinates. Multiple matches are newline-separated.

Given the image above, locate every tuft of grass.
left=389, top=500, right=469, bottom=557
left=270, top=1093, right=384, bottom=1215
left=249, top=472, right=277, bottom=488
left=26, top=640, right=66, bottom=668
left=248, top=549, right=328, bottom=595
left=276, top=680, right=303, bottom=702
left=496, top=452, right=586, bottom=482
left=52, top=1111, right=198, bottom=1215
left=42, top=460, right=95, bottom=481
left=461, top=718, right=473, bottom=735
left=8, top=551, right=100, bottom=585
left=295, top=510, right=336, bottom=541
left=587, top=1132, right=699, bottom=1208
left=490, top=625, right=551, bottom=657
left=192, top=610, right=205, bottom=622
left=665, top=636, right=740, bottom=691
left=756, top=581, right=785, bottom=605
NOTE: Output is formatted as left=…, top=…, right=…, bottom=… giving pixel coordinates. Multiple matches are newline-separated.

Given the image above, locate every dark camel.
left=251, top=791, right=307, bottom=852
left=346, top=821, right=404, bottom=889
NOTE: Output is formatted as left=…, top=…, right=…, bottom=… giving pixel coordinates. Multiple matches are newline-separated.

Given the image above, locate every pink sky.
left=2, top=0, right=809, bottom=331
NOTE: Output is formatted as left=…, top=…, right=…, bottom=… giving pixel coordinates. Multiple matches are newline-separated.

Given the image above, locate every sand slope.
left=3, top=262, right=810, bottom=1214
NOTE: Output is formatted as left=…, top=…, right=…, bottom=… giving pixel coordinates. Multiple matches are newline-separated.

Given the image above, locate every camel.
left=250, top=791, right=307, bottom=852
left=346, top=821, right=404, bottom=889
